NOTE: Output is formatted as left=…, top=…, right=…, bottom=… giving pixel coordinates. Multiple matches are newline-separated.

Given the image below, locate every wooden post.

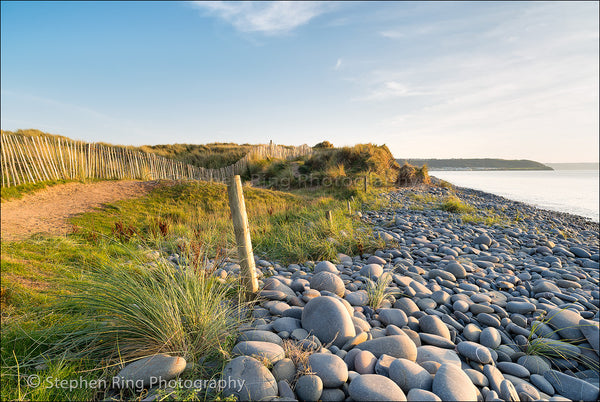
left=227, top=175, right=259, bottom=295
left=325, top=210, right=333, bottom=225
left=363, top=175, right=368, bottom=192
left=347, top=200, right=352, bottom=214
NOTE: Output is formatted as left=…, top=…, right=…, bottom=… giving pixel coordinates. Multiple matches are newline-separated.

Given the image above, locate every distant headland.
left=396, top=158, right=553, bottom=171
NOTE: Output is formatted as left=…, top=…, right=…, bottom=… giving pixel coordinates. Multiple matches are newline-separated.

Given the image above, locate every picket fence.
left=0, top=133, right=312, bottom=188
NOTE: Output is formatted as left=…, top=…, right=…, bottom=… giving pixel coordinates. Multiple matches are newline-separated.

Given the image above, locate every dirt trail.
left=1, top=181, right=159, bottom=241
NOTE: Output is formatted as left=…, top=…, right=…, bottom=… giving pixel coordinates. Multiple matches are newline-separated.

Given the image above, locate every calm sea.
left=431, top=169, right=599, bottom=222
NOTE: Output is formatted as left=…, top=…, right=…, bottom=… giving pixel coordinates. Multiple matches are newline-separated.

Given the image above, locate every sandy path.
left=1, top=181, right=159, bottom=241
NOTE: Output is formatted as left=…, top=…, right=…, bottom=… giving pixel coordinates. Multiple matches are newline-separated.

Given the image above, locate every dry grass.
left=281, top=339, right=315, bottom=386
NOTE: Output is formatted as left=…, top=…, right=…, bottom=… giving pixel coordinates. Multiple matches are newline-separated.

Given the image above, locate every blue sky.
left=1, top=1, right=598, bottom=162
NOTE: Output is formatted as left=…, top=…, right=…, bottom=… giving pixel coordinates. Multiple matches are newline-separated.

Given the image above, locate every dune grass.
left=1, top=177, right=390, bottom=401
left=365, top=272, right=400, bottom=309
left=526, top=309, right=600, bottom=373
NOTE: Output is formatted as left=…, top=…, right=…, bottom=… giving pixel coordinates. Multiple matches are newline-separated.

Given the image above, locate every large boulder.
left=301, top=296, right=356, bottom=348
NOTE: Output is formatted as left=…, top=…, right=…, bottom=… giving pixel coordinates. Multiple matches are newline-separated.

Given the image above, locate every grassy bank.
left=1, top=178, right=389, bottom=401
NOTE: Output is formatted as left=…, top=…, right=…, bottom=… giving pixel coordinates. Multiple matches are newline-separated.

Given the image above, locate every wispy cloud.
left=365, top=2, right=599, bottom=161
left=191, top=1, right=333, bottom=35
left=354, top=81, right=431, bottom=101
left=379, top=30, right=404, bottom=39
left=334, top=58, right=342, bottom=70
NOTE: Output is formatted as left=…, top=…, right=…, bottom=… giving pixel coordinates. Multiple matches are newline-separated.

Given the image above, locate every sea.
left=431, top=167, right=599, bottom=223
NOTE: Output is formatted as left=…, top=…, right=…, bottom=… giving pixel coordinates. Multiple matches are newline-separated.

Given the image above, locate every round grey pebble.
left=456, top=341, right=493, bottom=364
left=320, top=388, right=346, bottom=401
left=432, top=363, right=478, bottom=401
left=348, top=374, right=407, bottom=401
left=497, top=362, right=530, bottom=378
left=295, top=374, right=323, bottom=402
left=479, top=327, right=501, bottom=349
left=308, top=353, right=348, bottom=388
left=407, top=388, right=442, bottom=401
left=389, top=357, right=433, bottom=393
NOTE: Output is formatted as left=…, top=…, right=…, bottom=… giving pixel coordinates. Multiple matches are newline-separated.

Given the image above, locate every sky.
left=1, top=1, right=598, bottom=163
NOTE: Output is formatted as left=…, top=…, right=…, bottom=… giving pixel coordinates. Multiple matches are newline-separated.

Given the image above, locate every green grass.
left=247, top=144, right=400, bottom=192
left=1, top=177, right=391, bottom=401
left=526, top=309, right=600, bottom=373
left=139, top=143, right=254, bottom=169
left=1, top=137, right=403, bottom=401
left=365, top=272, right=400, bottom=309
left=1, top=240, right=251, bottom=401
left=438, top=195, right=475, bottom=213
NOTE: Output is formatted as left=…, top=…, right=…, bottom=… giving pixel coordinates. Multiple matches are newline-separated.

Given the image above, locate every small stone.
left=346, top=290, right=369, bottom=306
left=497, top=362, right=530, bottom=378
left=272, top=317, right=302, bottom=333
left=416, top=346, right=461, bottom=367
left=530, top=373, right=554, bottom=396
left=389, top=357, right=433, bottom=393
left=278, top=380, right=295, bottom=399
left=356, top=335, right=417, bottom=360
left=360, top=263, right=384, bottom=280
left=354, top=350, right=377, bottom=374
left=314, top=261, right=339, bottom=274
left=221, top=356, right=278, bottom=401
left=544, top=369, right=599, bottom=402
left=114, top=354, right=186, bottom=389
left=407, top=389, right=442, bottom=402
left=463, top=323, right=482, bottom=342
left=480, top=327, right=501, bottom=349
left=464, top=368, right=489, bottom=387
left=432, top=363, right=477, bottom=402
left=545, top=308, right=585, bottom=341
left=301, top=296, right=356, bottom=348
left=295, top=374, right=323, bottom=402
left=507, top=301, right=536, bottom=314
left=232, top=341, right=285, bottom=364
left=419, top=315, right=451, bottom=340
left=445, top=262, right=467, bottom=279
left=310, top=272, right=345, bottom=297
left=272, top=358, right=296, bottom=384
left=348, top=374, right=407, bottom=401
left=238, top=330, right=283, bottom=345
left=517, top=355, right=551, bottom=375
left=500, top=379, right=519, bottom=402
left=456, top=341, right=493, bottom=364
left=308, top=353, right=348, bottom=388
left=378, top=308, right=408, bottom=328
left=515, top=381, right=540, bottom=401
left=320, top=388, right=346, bottom=401
left=418, top=333, right=455, bottom=349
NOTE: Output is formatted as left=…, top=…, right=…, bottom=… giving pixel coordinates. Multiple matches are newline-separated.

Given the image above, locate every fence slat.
left=1, top=135, right=313, bottom=187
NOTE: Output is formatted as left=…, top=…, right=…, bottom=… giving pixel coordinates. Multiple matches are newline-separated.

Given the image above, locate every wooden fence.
left=0, top=133, right=312, bottom=188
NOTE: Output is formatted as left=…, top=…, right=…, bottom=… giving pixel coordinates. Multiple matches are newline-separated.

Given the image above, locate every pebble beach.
left=118, top=186, right=600, bottom=401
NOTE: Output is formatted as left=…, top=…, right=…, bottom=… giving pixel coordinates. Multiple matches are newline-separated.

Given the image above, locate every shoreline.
left=430, top=174, right=600, bottom=225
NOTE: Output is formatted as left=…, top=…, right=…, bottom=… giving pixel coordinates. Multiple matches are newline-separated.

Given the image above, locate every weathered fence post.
left=325, top=210, right=333, bottom=225
left=227, top=175, right=259, bottom=295
left=363, top=175, right=368, bottom=192
left=347, top=200, right=352, bottom=214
